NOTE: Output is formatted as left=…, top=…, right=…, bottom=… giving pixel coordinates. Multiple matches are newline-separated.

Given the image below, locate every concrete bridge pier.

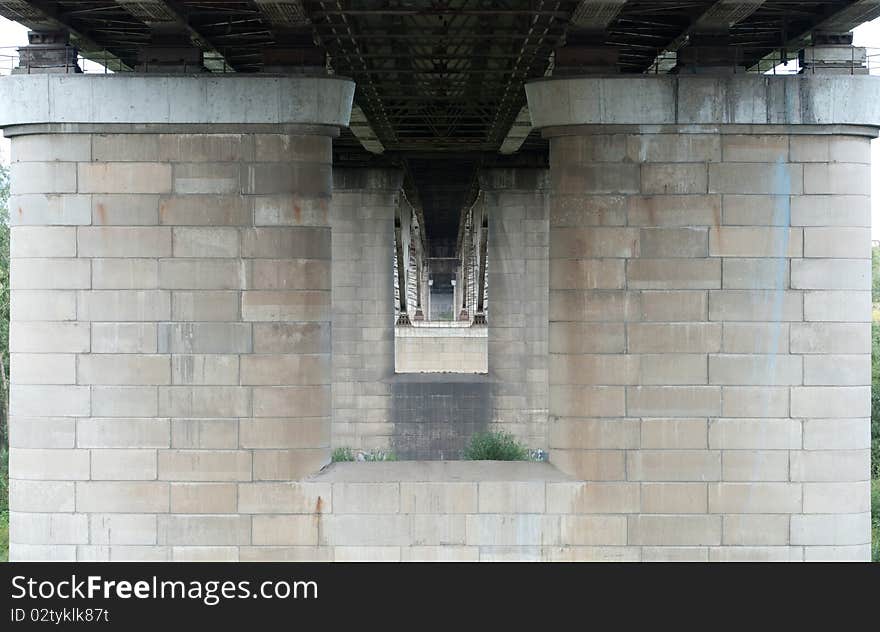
left=2, top=74, right=354, bottom=561
left=527, top=75, right=880, bottom=560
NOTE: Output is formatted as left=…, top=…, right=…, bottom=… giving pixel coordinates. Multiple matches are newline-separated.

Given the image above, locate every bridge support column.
left=527, top=75, right=880, bottom=561
left=330, top=168, right=402, bottom=454
left=479, top=169, right=550, bottom=451
left=0, top=74, right=353, bottom=561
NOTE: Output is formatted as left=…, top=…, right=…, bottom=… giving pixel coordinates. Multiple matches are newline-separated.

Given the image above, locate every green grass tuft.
left=463, top=431, right=529, bottom=461
left=331, top=447, right=355, bottom=462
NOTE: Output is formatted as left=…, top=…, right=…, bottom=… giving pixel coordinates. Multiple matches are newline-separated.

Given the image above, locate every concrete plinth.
left=527, top=74, right=880, bottom=561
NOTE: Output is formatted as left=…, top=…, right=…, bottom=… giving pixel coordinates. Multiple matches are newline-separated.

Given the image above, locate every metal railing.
left=2, top=44, right=879, bottom=77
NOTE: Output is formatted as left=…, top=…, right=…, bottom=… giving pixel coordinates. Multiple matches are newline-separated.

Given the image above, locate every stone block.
left=10, top=162, right=76, bottom=194
left=253, top=323, right=330, bottom=354
left=626, top=258, right=721, bottom=289
left=11, top=384, right=90, bottom=417
left=9, top=417, right=75, bottom=449
left=158, top=386, right=251, bottom=418
left=549, top=227, right=639, bottom=258
left=722, top=515, right=789, bottom=545
left=321, top=515, right=410, bottom=546
left=708, top=227, right=802, bottom=257
left=549, top=323, right=625, bottom=353
left=549, top=259, right=625, bottom=290
left=803, top=227, right=871, bottom=259
left=158, top=450, right=252, bottom=482
left=708, top=163, right=803, bottom=195
left=791, top=386, right=869, bottom=418
left=551, top=163, right=639, bottom=195
left=722, top=195, right=791, bottom=226
left=171, top=291, right=238, bottom=322
left=11, top=290, right=77, bottom=321
left=803, top=163, right=870, bottom=195
left=626, top=195, right=721, bottom=227
left=171, top=419, right=238, bottom=449
left=790, top=513, right=871, bottom=545
left=708, top=290, right=802, bottom=321
left=240, top=163, right=332, bottom=196
left=10, top=448, right=89, bottom=480
left=252, top=386, right=330, bottom=417
left=9, top=193, right=91, bottom=226
left=77, top=418, right=170, bottom=448
left=10, top=512, right=88, bottom=545
left=91, top=386, right=158, bottom=417
left=399, top=483, right=478, bottom=514
left=172, top=355, right=239, bottom=385
left=242, top=291, right=330, bottom=322
left=78, top=163, right=172, bottom=194
left=91, top=323, right=157, bottom=354
left=708, top=482, right=802, bottom=513
left=639, top=291, right=707, bottom=321
left=157, top=515, right=250, bottom=546
left=721, top=386, right=789, bottom=417
left=247, top=259, right=331, bottom=290
left=75, top=481, right=169, bottom=513
left=12, top=134, right=91, bottom=162
left=546, top=482, right=639, bottom=514
left=10, top=226, right=76, bottom=258
left=803, top=418, right=870, bottom=450
left=159, top=134, right=255, bottom=163
left=708, top=418, right=800, bottom=450
left=92, top=259, right=158, bottom=290
left=627, top=323, right=720, bottom=353
left=641, top=164, right=708, bottom=194
left=77, top=227, right=171, bottom=258
left=790, top=450, right=870, bottom=482
left=790, top=195, right=870, bottom=227
left=172, top=227, right=241, bottom=258
left=803, top=481, right=871, bottom=514
left=92, top=194, right=160, bottom=225
left=639, top=227, right=707, bottom=258
left=804, top=354, right=870, bottom=386
left=240, top=354, right=329, bottom=386
left=11, top=353, right=76, bottom=385
left=709, top=354, right=802, bottom=385
left=722, top=450, right=790, bottom=481
left=158, top=322, right=252, bottom=354
left=551, top=385, right=626, bottom=417
left=254, top=195, right=332, bottom=227
left=10, top=258, right=90, bottom=290
left=640, top=354, right=707, bottom=385
left=78, top=354, right=170, bottom=385
left=803, top=290, right=871, bottom=323
left=238, top=482, right=330, bottom=514
left=721, top=135, right=788, bottom=162
left=640, top=418, right=707, bottom=449
left=173, top=163, right=240, bottom=195
left=627, top=515, right=721, bottom=546
left=159, top=194, right=251, bottom=226
left=627, top=451, right=721, bottom=482
left=722, top=258, right=789, bottom=289
left=640, top=482, right=707, bottom=513
left=239, top=419, right=329, bottom=449
left=547, top=418, right=640, bottom=450
left=78, top=290, right=170, bottom=321
left=627, top=386, right=721, bottom=417
left=159, top=259, right=246, bottom=290
left=333, top=483, right=399, bottom=514
left=792, top=258, right=870, bottom=290
left=170, top=483, right=238, bottom=514
left=549, top=354, right=639, bottom=385
left=791, top=323, right=870, bottom=355
left=9, top=480, right=74, bottom=512
left=478, top=482, right=546, bottom=514
left=90, top=449, right=157, bottom=480
left=465, top=514, right=559, bottom=546
left=10, top=322, right=89, bottom=353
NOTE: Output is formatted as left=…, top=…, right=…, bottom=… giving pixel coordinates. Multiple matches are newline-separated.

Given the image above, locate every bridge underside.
left=1, top=1, right=879, bottom=561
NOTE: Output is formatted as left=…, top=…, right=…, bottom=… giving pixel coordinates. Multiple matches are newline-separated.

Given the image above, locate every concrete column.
left=526, top=75, right=880, bottom=561
left=480, top=169, right=550, bottom=450
left=0, top=75, right=353, bottom=561
left=331, top=168, right=402, bottom=453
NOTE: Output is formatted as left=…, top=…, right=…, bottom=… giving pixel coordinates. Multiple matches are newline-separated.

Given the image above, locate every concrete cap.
left=525, top=75, right=880, bottom=130
left=0, top=74, right=355, bottom=129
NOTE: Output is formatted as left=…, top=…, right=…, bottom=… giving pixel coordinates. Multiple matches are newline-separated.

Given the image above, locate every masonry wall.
left=481, top=170, right=550, bottom=451
left=7, top=130, right=335, bottom=561
left=331, top=169, right=399, bottom=452
left=546, top=127, right=873, bottom=561
left=394, top=326, right=488, bottom=373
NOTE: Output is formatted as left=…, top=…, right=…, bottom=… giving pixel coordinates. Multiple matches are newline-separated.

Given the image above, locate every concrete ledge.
left=525, top=75, right=880, bottom=130
left=310, top=461, right=571, bottom=482
left=0, top=74, right=354, bottom=129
